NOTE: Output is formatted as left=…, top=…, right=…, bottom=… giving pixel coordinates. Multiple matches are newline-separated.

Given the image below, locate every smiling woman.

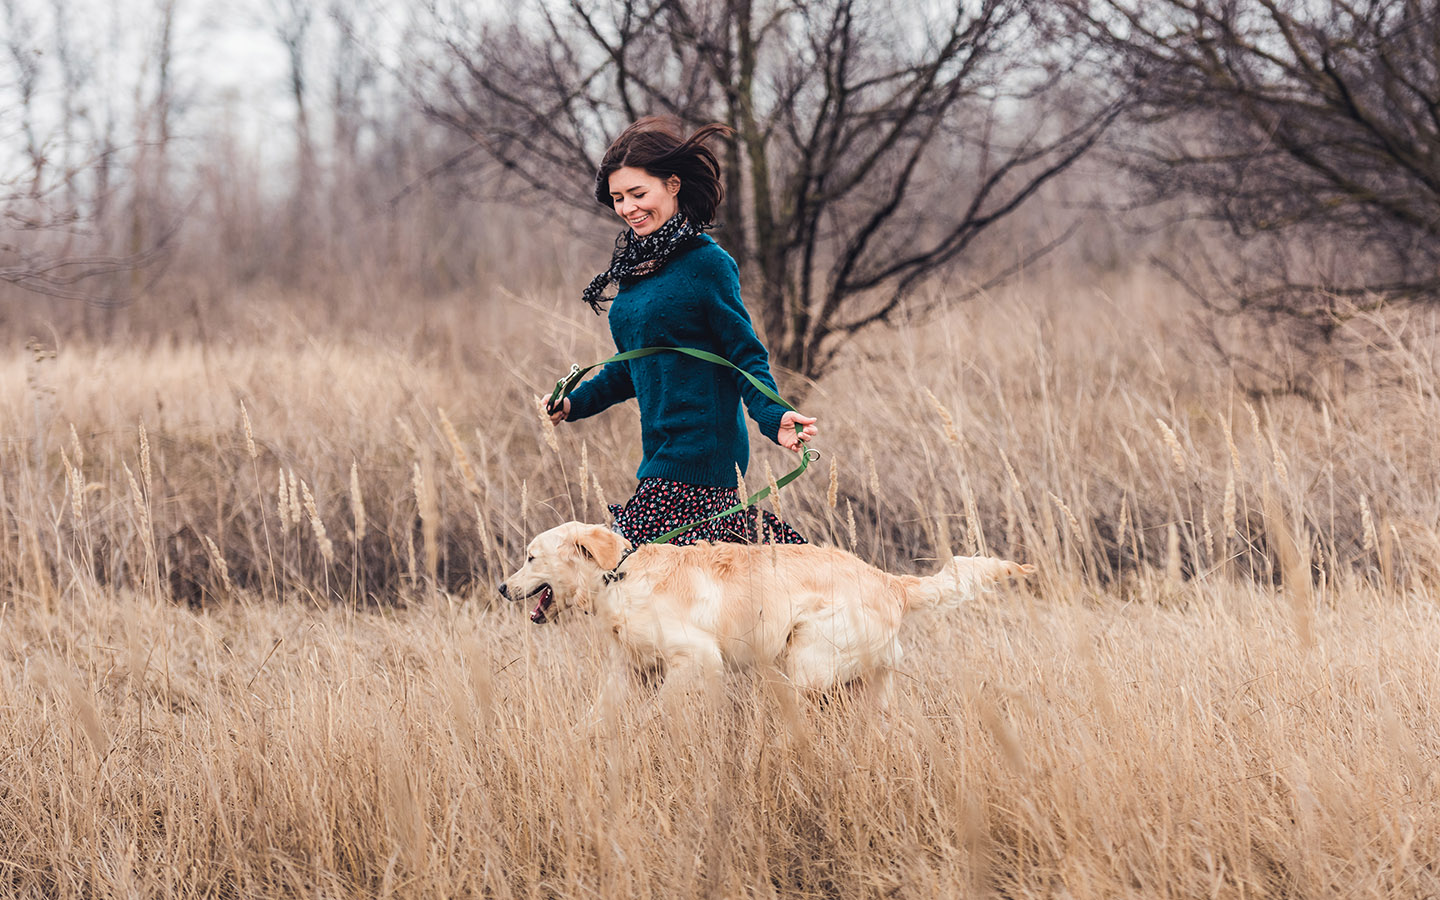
left=607, top=167, right=679, bottom=237
left=543, top=116, right=818, bottom=547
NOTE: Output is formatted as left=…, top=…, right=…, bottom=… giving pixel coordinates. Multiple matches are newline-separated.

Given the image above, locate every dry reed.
left=1, top=269, right=1438, bottom=897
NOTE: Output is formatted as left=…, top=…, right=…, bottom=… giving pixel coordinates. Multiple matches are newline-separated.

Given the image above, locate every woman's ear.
left=665, top=174, right=681, bottom=195
left=575, top=526, right=628, bottom=570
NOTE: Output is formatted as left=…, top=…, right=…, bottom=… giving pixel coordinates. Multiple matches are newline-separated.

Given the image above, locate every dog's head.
left=497, top=522, right=631, bottom=624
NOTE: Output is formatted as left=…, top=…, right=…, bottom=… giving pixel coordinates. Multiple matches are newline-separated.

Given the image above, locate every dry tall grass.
left=2, top=269, right=1438, bottom=897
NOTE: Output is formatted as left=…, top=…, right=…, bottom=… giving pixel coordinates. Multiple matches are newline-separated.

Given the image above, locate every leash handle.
left=545, top=346, right=813, bottom=545
left=546, top=364, right=582, bottom=415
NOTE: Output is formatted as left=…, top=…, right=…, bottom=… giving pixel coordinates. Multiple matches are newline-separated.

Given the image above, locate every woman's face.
left=607, top=166, right=680, bottom=237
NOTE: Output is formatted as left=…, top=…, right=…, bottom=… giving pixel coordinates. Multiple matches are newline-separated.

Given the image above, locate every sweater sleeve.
left=565, top=359, right=635, bottom=420
left=703, top=250, right=789, bottom=445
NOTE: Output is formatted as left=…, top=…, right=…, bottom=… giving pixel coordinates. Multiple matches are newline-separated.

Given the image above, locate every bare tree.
left=272, top=0, right=318, bottom=203
left=0, top=0, right=161, bottom=317
left=414, top=0, right=1117, bottom=381
left=1063, top=0, right=1440, bottom=339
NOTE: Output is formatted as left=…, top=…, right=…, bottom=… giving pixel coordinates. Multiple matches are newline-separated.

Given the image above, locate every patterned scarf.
left=582, top=214, right=704, bottom=314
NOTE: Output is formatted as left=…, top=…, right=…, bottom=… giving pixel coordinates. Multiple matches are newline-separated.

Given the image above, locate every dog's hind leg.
left=782, top=623, right=850, bottom=692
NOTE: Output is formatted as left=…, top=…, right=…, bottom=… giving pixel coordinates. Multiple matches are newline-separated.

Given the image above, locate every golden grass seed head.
left=68, top=422, right=83, bottom=469
left=735, top=463, right=749, bottom=502
left=1222, top=415, right=1241, bottom=474
left=763, top=460, right=784, bottom=520
left=1156, top=418, right=1185, bottom=474
left=412, top=458, right=439, bottom=583
left=204, top=535, right=234, bottom=596
left=846, top=498, right=857, bottom=549
left=1202, top=508, right=1214, bottom=564
left=520, top=478, right=528, bottom=522
left=866, top=448, right=881, bottom=497
left=1245, top=400, right=1263, bottom=438
left=124, top=462, right=150, bottom=536
left=1001, top=452, right=1024, bottom=503
left=1360, top=495, right=1378, bottom=557
left=138, top=421, right=151, bottom=492
left=827, top=456, right=838, bottom=509
left=395, top=417, right=420, bottom=456
left=301, top=480, right=335, bottom=563
left=1269, top=433, right=1291, bottom=487
left=62, top=450, right=84, bottom=524
left=590, top=472, right=607, bottom=512
left=1049, top=492, right=1084, bottom=542
left=966, top=492, right=985, bottom=555
left=240, top=401, right=257, bottom=459
left=1116, top=497, right=1129, bottom=552
left=925, top=387, right=961, bottom=446
left=350, top=461, right=367, bottom=545
left=288, top=470, right=302, bottom=527
left=70, top=462, right=84, bottom=524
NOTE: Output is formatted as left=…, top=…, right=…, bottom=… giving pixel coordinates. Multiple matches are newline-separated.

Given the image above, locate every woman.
left=546, top=116, right=817, bottom=545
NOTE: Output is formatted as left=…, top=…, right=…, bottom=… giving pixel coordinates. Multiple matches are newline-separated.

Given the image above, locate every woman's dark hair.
left=594, top=117, right=732, bottom=225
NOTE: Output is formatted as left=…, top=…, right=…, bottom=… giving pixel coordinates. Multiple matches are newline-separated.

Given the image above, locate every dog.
left=498, top=521, right=1035, bottom=703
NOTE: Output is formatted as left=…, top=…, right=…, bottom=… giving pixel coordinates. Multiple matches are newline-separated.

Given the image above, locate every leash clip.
left=547, top=364, right=581, bottom=414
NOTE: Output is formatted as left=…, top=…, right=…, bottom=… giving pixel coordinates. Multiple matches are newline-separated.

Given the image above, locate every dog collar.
left=602, top=545, right=639, bottom=585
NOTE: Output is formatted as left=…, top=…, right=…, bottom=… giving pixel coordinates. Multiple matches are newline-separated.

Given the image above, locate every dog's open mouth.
left=526, top=584, right=555, bottom=624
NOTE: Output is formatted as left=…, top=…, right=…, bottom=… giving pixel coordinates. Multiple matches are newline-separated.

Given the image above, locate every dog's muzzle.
left=499, top=581, right=555, bottom=624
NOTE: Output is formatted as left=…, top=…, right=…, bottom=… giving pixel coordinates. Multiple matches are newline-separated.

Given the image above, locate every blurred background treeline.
left=5, top=0, right=1437, bottom=380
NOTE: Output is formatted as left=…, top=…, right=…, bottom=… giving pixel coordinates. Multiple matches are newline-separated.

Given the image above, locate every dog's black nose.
left=497, top=582, right=510, bottom=600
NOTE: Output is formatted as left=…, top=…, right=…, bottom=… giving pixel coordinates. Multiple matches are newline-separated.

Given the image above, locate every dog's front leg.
left=656, top=643, right=724, bottom=709
left=584, top=633, right=636, bottom=729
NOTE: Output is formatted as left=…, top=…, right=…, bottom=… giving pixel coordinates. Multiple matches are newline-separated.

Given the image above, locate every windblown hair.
left=594, top=117, right=732, bottom=226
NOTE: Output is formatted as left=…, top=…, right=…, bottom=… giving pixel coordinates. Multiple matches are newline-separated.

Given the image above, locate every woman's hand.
left=777, top=411, right=817, bottom=452
left=543, top=396, right=570, bottom=424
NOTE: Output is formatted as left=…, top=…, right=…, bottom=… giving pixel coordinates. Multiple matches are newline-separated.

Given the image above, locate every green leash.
left=546, top=347, right=818, bottom=548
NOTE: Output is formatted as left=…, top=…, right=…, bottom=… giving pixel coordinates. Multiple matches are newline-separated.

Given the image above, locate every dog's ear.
left=575, top=526, right=628, bottom=571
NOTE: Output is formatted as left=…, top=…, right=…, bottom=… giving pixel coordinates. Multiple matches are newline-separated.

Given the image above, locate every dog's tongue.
left=529, top=586, right=554, bottom=624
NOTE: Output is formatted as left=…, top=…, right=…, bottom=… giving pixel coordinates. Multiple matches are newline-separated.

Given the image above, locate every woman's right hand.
left=543, top=396, right=571, bottom=423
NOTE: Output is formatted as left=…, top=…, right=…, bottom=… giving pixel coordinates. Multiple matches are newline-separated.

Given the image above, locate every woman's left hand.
left=777, top=411, right=818, bottom=452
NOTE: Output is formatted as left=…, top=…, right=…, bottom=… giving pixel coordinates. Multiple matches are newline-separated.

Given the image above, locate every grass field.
left=2, top=270, right=1437, bottom=897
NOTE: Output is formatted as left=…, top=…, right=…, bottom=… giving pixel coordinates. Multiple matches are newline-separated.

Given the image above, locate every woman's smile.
left=608, top=166, right=680, bottom=236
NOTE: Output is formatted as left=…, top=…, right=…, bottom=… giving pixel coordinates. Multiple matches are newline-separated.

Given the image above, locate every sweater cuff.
left=566, top=385, right=598, bottom=421
left=753, top=404, right=788, bottom=446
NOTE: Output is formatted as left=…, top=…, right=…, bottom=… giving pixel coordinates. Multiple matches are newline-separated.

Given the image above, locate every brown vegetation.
left=2, top=271, right=1438, bottom=896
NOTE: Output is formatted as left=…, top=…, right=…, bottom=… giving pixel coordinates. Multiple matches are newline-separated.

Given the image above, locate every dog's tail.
left=902, top=556, right=1035, bottom=612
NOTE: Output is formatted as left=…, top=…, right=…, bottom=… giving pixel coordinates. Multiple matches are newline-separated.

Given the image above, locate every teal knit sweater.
left=566, top=234, right=788, bottom=487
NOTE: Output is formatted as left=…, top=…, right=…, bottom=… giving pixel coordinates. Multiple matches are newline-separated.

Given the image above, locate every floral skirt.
left=609, top=477, right=807, bottom=546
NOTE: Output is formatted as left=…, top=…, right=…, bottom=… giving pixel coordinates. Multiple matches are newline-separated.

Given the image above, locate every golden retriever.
left=499, top=521, right=1034, bottom=701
